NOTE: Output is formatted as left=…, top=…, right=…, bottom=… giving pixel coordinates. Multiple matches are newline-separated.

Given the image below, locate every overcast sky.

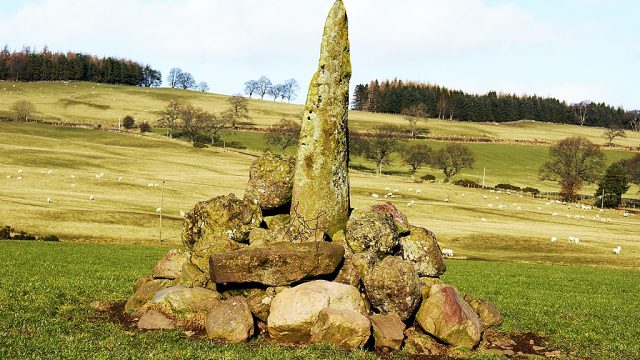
left=1, top=0, right=638, bottom=109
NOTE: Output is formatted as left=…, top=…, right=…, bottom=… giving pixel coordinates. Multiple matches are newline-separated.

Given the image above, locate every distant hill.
left=1, top=81, right=640, bottom=148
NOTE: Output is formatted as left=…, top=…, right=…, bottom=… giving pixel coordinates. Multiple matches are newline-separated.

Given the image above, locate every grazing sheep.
left=89, top=195, right=95, bottom=201
left=47, top=170, right=53, bottom=175
left=156, top=207, right=162, bottom=213
left=443, top=198, right=449, bottom=202
left=384, top=187, right=390, bottom=191
left=623, top=212, right=630, bottom=217
left=461, top=193, right=465, bottom=197
left=70, top=184, right=77, bottom=187
left=516, top=206, right=522, bottom=211
left=498, top=204, right=507, bottom=209
left=552, top=212, right=558, bottom=217
left=70, top=175, right=75, bottom=179
left=118, top=177, right=123, bottom=182
left=95, top=174, right=101, bottom=180
left=483, top=195, right=488, bottom=199
left=481, top=218, right=488, bottom=222
left=487, top=204, right=494, bottom=208
left=148, top=183, right=154, bottom=187
left=99, top=172, right=104, bottom=177
left=393, top=189, right=399, bottom=193
left=546, top=202, right=552, bottom=206
left=371, top=193, right=379, bottom=198
left=442, top=248, right=454, bottom=257
left=154, top=183, right=159, bottom=187
left=180, top=211, right=186, bottom=217
left=408, top=188, right=414, bottom=192
left=47, top=197, right=52, bottom=204
left=5, top=175, right=11, bottom=179
left=415, top=189, right=422, bottom=194
left=16, top=176, right=23, bottom=180
left=568, top=236, right=580, bottom=243
left=550, top=236, right=558, bottom=243
left=17, top=169, right=23, bottom=174
left=536, top=206, right=542, bottom=210
left=613, top=246, right=621, bottom=255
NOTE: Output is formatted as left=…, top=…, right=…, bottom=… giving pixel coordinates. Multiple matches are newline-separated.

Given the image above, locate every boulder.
left=182, top=194, right=262, bottom=271
left=362, top=256, right=421, bottom=321
left=125, top=278, right=173, bottom=313
left=464, top=295, right=503, bottom=329
left=416, top=285, right=483, bottom=349
left=263, top=214, right=291, bottom=230
left=210, top=242, right=344, bottom=286
left=346, top=209, right=399, bottom=254
left=403, top=326, right=448, bottom=356
left=310, top=308, right=371, bottom=350
left=400, top=226, right=446, bottom=277
left=152, top=249, right=189, bottom=280
left=248, top=227, right=286, bottom=247
left=205, top=296, right=254, bottom=343
left=371, top=201, right=410, bottom=234
left=137, top=309, right=175, bottom=330
left=246, top=288, right=281, bottom=323
left=244, top=153, right=295, bottom=211
left=370, top=313, right=406, bottom=350
left=333, top=256, right=361, bottom=288
left=267, top=280, right=366, bottom=344
left=151, top=285, right=221, bottom=314
left=178, top=262, right=210, bottom=289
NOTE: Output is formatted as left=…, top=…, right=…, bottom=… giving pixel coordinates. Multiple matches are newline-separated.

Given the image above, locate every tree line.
left=166, top=67, right=209, bottom=92
left=244, top=76, right=298, bottom=102
left=352, top=79, right=637, bottom=130
left=0, top=46, right=161, bottom=87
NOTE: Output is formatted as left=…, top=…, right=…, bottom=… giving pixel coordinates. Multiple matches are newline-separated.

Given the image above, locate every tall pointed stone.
left=290, top=0, right=352, bottom=239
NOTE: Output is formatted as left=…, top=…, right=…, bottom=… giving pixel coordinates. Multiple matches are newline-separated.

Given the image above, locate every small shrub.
left=122, top=115, right=135, bottom=129
left=139, top=122, right=152, bottom=133
left=495, top=183, right=522, bottom=192
left=41, top=235, right=60, bottom=242
left=0, top=226, right=12, bottom=239
left=522, top=187, right=540, bottom=196
left=12, top=231, right=36, bottom=240
left=420, top=174, right=436, bottom=182
left=224, top=141, right=246, bottom=150
left=452, top=179, right=482, bottom=188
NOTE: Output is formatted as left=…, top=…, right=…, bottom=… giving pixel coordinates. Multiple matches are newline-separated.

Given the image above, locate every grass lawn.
left=0, top=241, right=638, bottom=359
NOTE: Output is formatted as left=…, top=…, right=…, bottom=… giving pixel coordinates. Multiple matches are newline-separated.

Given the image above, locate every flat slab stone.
left=210, top=242, right=344, bottom=286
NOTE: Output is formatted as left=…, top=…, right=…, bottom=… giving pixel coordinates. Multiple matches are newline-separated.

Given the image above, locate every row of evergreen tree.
left=352, top=79, right=630, bottom=128
left=0, top=46, right=161, bottom=87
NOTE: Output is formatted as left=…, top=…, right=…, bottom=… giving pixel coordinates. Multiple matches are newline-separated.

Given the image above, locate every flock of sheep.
left=370, top=184, right=632, bottom=258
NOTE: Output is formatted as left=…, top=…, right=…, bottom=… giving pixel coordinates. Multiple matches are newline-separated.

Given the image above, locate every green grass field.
left=1, top=121, right=638, bottom=267
left=2, top=80, right=640, bottom=147
left=1, top=241, right=638, bottom=359
left=2, top=82, right=640, bottom=358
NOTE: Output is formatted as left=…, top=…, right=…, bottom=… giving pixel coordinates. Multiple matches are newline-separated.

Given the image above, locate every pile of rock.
left=125, top=152, right=501, bottom=355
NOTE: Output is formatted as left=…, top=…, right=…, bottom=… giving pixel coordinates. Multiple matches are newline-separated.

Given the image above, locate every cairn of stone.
left=124, top=1, right=502, bottom=355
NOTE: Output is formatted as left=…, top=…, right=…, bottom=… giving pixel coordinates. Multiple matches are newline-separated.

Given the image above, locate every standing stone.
left=290, top=0, right=352, bottom=239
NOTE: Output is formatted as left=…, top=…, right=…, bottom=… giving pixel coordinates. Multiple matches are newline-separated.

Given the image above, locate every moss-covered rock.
left=244, top=153, right=295, bottom=211
left=151, top=249, right=189, bottom=280
left=346, top=209, right=399, bottom=255
left=362, top=256, right=421, bottom=321
left=210, top=241, right=344, bottom=286
left=182, top=194, right=261, bottom=272
left=125, top=278, right=173, bottom=313
left=400, top=226, right=446, bottom=277
left=310, top=308, right=371, bottom=350
left=205, top=296, right=254, bottom=343
left=463, top=294, right=503, bottom=330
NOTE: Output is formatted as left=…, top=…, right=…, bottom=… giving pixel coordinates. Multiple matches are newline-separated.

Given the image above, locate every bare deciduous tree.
left=401, top=103, right=429, bottom=138
left=11, top=100, right=35, bottom=122
left=603, top=127, right=626, bottom=147
left=265, top=118, right=301, bottom=151
left=256, top=76, right=272, bottom=100
left=157, top=100, right=182, bottom=138
left=430, top=143, right=475, bottom=182
left=225, top=95, right=250, bottom=129
left=167, top=67, right=182, bottom=88
left=351, top=125, right=402, bottom=175
left=244, top=80, right=258, bottom=98
left=401, top=142, right=432, bottom=174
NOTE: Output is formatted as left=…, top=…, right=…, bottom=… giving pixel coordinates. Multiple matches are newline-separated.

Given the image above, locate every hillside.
left=2, top=81, right=640, bottom=148
left=1, top=122, right=638, bottom=268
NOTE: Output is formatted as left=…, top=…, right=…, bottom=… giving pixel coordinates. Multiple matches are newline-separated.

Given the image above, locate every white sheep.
left=408, top=188, right=414, bottom=192
left=487, top=204, right=494, bottom=208
left=70, top=175, right=75, bottom=179
left=393, top=189, right=399, bottom=193
left=552, top=212, right=558, bottom=217
left=443, top=198, right=449, bottom=202
left=17, top=169, right=23, bottom=174
left=70, top=184, right=77, bottom=187
left=516, top=206, right=522, bottom=211
left=118, top=177, right=123, bottom=182
left=180, top=211, right=187, bottom=217
left=89, top=195, right=96, bottom=201
left=613, top=246, right=621, bottom=255
left=5, top=175, right=11, bottom=179
left=442, top=248, right=454, bottom=257
left=384, top=187, right=390, bottom=191
left=148, top=183, right=155, bottom=187
left=415, top=189, right=422, bottom=194
left=47, top=197, right=52, bottom=204
left=371, top=193, right=379, bottom=198
left=47, top=170, right=53, bottom=175
left=95, top=174, right=101, bottom=180
left=156, top=207, right=162, bottom=213
left=623, top=212, right=630, bottom=217
left=481, top=218, right=488, bottom=222
left=483, top=195, right=488, bottom=199
left=16, top=176, right=23, bottom=180
left=498, top=204, right=507, bottom=209
left=550, top=236, right=558, bottom=243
